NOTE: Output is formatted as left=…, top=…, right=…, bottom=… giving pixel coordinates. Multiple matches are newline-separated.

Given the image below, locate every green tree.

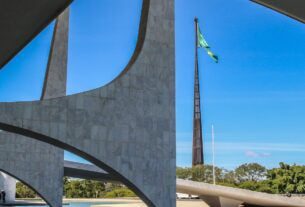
left=176, top=165, right=224, bottom=184
left=104, top=188, right=136, bottom=198
left=221, top=170, right=236, bottom=186
left=235, top=163, right=266, bottom=183
left=176, top=167, right=191, bottom=180
left=16, top=182, right=36, bottom=198
left=191, top=165, right=206, bottom=182
left=267, top=163, right=305, bottom=194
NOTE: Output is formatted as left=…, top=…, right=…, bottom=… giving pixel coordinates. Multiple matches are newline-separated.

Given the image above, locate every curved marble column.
left=0, top=0, right=175, bottom=206
left=0, top=8, right=69, bottom=207
left=0, top=172, right=15, bottom=202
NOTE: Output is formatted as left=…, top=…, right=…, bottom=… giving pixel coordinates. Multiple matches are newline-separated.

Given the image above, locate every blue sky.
left=1, top=0, right=305, bottom=169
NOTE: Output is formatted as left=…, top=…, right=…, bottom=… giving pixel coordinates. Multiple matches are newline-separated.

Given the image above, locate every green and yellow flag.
left=197, top=24, right=218, bottom=63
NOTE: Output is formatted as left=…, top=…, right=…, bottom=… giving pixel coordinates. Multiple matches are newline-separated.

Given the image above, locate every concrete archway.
left=0, top=124, right=155, bottom=206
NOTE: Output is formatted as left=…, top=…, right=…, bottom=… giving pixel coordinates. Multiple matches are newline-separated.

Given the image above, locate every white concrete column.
left=0, top=172, right=16, bottom=202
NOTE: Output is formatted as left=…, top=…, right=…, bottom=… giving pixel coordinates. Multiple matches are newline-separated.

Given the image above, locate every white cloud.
left=245, top=150, right=271, bottom=158
left=245, top=150, right=258, bottom=158
left=261, top=152, right=272, bottom=157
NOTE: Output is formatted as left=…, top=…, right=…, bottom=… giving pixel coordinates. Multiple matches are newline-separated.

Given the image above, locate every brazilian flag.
left=197, top=24, right=218, bottom=63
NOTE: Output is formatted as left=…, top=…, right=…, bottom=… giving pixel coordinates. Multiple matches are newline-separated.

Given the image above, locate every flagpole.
left=195, top=17, right=198, bottom=63
left=192, top=17, right=197, bottom=166
left=212, top=124, right=216, bottom=185
left=193, top=17, right=204, bottom=166
left=194, top=18, right=199, bottom=74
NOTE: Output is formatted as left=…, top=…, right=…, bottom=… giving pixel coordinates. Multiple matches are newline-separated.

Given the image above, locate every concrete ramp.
left=64, top=161, right=120, bottom=183
left=0, top=0, right=73, bottom=68
left=177, top=179, right=305, bottom=207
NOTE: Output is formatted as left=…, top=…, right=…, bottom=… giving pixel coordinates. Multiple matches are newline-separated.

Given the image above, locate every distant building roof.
left=0, top=0, right=73, bottom=69
left=252, top=0, right=305, bottom=24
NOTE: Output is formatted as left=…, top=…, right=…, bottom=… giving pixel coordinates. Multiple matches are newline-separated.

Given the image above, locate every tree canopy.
left=17, top=178, right=136, bottom=199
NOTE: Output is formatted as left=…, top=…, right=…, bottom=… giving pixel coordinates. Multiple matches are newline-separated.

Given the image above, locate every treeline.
left=177, top=162, right=305, bottom=194
left=63, top=178, right=135, bottom=198
left=16, top=162, right=305, bottom=199
left=16, top=178, right=136, bottom=198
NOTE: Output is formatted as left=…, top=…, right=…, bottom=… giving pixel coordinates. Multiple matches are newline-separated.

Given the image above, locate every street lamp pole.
left=212, top=124, right=216, bottom=185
